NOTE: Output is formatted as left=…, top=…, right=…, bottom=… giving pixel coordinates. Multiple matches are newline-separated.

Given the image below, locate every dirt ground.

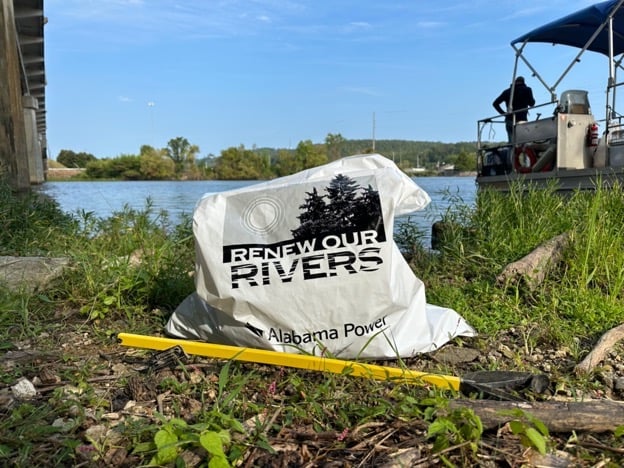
left=3, top=310, right=624, bottom=467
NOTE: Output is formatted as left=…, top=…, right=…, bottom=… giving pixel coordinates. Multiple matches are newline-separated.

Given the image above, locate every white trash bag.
left=166, top=154, right=475, bottom=359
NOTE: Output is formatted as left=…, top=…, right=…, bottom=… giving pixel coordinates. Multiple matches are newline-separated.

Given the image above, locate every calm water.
left=37, top=177, right=477, bottom=242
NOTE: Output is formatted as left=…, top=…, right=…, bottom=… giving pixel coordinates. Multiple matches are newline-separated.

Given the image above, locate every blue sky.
left=45, top=0, right=605, bottom=159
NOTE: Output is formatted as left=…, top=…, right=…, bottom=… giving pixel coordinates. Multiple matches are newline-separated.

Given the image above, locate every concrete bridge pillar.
left=22, top=95, right=44, bottom=184
left=0, top=0, right=30, bottom=190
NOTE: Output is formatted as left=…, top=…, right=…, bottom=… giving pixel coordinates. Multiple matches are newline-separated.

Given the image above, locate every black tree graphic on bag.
left=291, top=174, right=385, bottom=241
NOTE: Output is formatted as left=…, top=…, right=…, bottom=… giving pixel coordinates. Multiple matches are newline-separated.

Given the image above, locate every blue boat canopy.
left=512, top=0, right=624, bottom=56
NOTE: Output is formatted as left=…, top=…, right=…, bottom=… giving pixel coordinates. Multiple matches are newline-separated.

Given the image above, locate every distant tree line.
left=54, top=133, right=477, bottom=181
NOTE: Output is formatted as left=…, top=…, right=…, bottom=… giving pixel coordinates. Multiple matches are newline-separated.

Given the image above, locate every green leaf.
left=217, top=429, right=232, bottom=446
left=427, top=419, right=445, bottom=437
left=208, top=455, right=231, bottom=468
left=152, top=428, right=179, bottom=464
left=168, top=418, right=189, bottom=429
left=525, top=427, right=547, bottom=455
left=154, top=428, right=178, bottom=449
left=531, top=418, right=549, bottom=437
left=508, top=420, right=524, bottom=435
left=254, top=438, right=275, bottom=454
left=229, top=418, right=245, bottom=434
left=150, top=445, right=178, bottom=466
left=131, top=441, right=155, bottom=454
left=103, top=295, right=116, bottom=305
left=218, top=362, right=231, bottom=398
left=200, top=431, right=226, bottom=458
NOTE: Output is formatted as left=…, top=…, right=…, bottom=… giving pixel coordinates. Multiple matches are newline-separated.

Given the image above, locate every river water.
left=37, top=177, right=477, bottom=243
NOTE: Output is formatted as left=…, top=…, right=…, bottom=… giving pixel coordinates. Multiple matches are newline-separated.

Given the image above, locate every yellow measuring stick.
left=118, top=333, right=460, bottom=391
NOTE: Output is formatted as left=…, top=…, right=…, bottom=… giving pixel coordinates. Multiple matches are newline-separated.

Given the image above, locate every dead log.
left=449, top=398, right=624, bottom=433
left=575, top=323, right=624, bottom=375
left=496, top=232, right=570, bottom=290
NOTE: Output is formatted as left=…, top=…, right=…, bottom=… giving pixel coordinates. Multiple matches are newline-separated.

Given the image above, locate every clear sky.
left=44, top=0, right=607, bottom=159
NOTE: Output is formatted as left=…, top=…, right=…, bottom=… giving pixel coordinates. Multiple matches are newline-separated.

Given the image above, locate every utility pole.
left=147, top=101, right=155, bottom=146
left=372, top=112, right=376, bottom=152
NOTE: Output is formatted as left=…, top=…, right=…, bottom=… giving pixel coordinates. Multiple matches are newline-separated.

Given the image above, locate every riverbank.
left=2, top=180, right=624, bottom=465
left=46, top=167, right=86, bottom=180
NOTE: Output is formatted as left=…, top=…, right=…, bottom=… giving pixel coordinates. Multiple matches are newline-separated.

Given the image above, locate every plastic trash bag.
left=166, top=154, right=475, bottom=359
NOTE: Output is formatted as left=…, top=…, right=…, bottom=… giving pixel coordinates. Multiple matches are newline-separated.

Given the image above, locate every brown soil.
left=2, top=310, right=624, bottom=467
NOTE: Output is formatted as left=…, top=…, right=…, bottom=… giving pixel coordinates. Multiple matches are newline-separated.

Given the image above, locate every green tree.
left=274, top=149, right=298, bottom=177
left=57, top=149, right=96, bottom=168
left=325, top=133, right=346, bottom=161
left=214, top=145, right=265, bottom=180
left=164, top=137, right=200, bottom=176
left=139, top=146, right=175, bottom=180
left=85, top=154, right=141, bottom=179
left=275, top=141, right=328, bottom=176
left=453, top=150, right=477, bottom=172
left=84, top=159, right=109, bottom=179
left=295, top=140, right=328, bottom=170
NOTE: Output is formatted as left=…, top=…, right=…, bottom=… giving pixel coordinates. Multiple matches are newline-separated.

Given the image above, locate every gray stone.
left=11, top=377, right=37, bottom=399
left=614, top=377, right=624, bottom=391
left=0, top=256, right=70, bottom=293
left=432, top=345, right=480, bottom=364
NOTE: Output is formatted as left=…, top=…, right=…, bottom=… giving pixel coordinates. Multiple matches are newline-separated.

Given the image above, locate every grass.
left=2, top=178, right=624, bottom=465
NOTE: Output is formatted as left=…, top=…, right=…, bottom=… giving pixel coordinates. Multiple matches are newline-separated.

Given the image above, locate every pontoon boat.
left=477, top=0, right=624, bottom=191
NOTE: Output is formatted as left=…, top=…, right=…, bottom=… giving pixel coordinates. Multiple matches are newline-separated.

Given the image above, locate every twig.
left=575, top=323, right=624, bottom=375
left=37, top=375, right=123, bottom=393
left=356, top=427, right=398, bottom=467
left=411, top=441, right=474, bottom=466
left=568, top=441, right=624, bottom=455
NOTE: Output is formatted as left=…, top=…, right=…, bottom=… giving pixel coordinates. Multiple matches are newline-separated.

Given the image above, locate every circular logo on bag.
left=241, top=197, right=283, bottom=235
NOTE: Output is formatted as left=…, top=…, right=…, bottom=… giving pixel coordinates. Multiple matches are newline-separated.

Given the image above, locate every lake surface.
left=37, top=177, right=477, bottom=243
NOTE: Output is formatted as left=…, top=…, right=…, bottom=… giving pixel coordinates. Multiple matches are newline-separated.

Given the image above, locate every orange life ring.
left=514, top=146, right=537, bottom=173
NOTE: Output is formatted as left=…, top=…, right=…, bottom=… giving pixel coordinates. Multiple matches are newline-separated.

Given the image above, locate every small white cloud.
left=417, top=21, right=445, bottom=29
left=118, top=96, right=132, bottom=102
left=257, top=15, right=271, bottom=23
left=349, top=21, right=371, bottom=28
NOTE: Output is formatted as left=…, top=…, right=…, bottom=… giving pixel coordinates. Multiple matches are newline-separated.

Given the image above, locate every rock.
left=11, top=377, right=37, bottom=399
left=0, top=256, right=70, bottom=293
left=432, top=346, right=480, bottom=365
left=614, top=377, right=624, bottom=391
left=85, top=424, right=123, bottom=445
left=52, top=417, right=76, bottom=433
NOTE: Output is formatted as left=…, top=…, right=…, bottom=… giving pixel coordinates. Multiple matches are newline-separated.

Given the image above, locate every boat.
left=476, top=0, right=624, bottom=191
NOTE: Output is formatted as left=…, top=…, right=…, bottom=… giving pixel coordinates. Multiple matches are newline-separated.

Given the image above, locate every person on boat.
left=492, top=76, right=535, bottom=142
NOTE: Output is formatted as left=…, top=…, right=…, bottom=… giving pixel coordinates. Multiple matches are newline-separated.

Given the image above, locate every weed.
left=427, top=405, right=483, bottom=465
left=6, top=178, right=624, bottom=465
left=503, top=408, right=550, bottom=455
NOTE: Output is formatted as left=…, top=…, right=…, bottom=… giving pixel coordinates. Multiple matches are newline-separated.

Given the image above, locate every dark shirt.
left=493, top=83, right=535, bottom=121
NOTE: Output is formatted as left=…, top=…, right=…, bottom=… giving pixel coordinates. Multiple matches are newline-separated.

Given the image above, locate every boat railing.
left=477, top=101, right=557, bottom=149
left=477, top=101, right=558, bottom=174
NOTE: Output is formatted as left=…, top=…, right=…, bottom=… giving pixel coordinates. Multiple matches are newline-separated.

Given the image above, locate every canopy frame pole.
left=552, top=24, right=608, bottom=92
left=508, top=45, right=522, bottom=144
left=513, top=6, right=616, bottom=109
left=512, top=41, right=555, bottom=103
left=605, top=1, right=624, bottom=136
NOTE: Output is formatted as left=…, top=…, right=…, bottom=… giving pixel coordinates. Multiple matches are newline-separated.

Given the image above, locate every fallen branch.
left=449, top=399, right=624, bottom=433
left=575, top=323, right=624, bottom=375
left=496, top=232, right=570, bottom=290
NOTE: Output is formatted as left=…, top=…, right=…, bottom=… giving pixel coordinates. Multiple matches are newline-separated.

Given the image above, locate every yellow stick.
left=117, top=333, right=461, bottom=391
